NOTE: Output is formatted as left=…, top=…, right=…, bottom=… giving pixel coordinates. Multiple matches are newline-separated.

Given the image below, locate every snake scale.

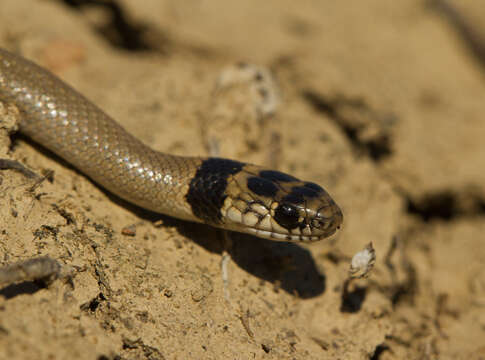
left=0, top=48, right=342, bottom=242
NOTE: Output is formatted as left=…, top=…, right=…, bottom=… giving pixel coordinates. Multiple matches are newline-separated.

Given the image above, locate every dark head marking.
left=288, top=186, right=320, bottom=199
left=247, top=177, right=278, bottom=197
left=281, top=192, right=305, bottom=205
left=259, top=170, right=299, bottom=183
left=304, top=182, right=324, bottom=192
left=186, top=158, right=244, bottom=224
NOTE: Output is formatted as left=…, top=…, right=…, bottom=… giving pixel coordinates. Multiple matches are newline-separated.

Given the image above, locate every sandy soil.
left=0, top=0, right=484, bottom=359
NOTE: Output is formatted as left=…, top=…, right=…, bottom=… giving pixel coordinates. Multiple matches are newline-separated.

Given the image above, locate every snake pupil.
left=274, top=203, right=300, bottom=230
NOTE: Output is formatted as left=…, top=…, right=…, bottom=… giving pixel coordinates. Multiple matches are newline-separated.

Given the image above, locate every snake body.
left=0, top=48, right=342, bottom=242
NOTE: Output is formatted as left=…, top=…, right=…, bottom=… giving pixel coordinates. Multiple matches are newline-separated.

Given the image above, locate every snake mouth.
left=245, top=227, right=337, bottom=242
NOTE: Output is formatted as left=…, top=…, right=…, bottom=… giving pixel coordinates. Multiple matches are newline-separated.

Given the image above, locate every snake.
left=0, top=47, right=343, bottom=242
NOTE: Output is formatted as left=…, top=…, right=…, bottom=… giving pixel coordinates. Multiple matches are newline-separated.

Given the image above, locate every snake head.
left=221, top=167, right=343, bottom=242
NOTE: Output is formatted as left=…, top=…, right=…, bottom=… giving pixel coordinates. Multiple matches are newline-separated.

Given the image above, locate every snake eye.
left=274, top=203, right=300, bottom=229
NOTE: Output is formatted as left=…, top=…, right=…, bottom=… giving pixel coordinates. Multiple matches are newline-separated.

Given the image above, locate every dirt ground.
left=1, top=0, right=484, bottom=359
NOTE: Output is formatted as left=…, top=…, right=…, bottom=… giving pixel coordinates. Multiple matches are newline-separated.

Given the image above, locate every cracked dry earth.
left=1, top=1, right=485, bottom=359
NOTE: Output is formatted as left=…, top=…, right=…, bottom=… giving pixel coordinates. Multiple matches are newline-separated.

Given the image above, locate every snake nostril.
left=311, top=219, right=321, bottom=228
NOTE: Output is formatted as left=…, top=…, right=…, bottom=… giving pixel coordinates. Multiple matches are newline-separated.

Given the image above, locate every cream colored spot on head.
left=243, top=213, right=259, bottom=227
left=251, top=203, right=268, bottom=216
left=259, top=215, right=271, bottom=231
left=234, top=200, right=248, bottom=211
left=239, top=192, right=254, bottom=202
left=226, top=207, right=242, bottom=223
left=221, top=196, right=233, bottom=212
